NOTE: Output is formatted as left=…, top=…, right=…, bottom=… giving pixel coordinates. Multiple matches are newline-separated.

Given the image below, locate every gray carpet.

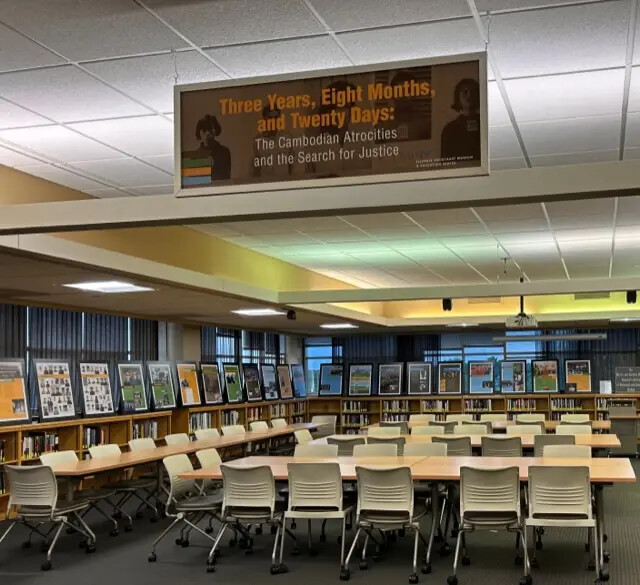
left=0, top=461, right=638, bottom=585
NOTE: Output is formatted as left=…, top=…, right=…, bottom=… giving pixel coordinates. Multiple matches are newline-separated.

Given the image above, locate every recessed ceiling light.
left=610, top=317, right=640, bottom=323
left=64, top=281, right=153, bottom=293
left=231, top=308, right=287, bottom=316
left=445, top=323, right=479, bottom=328
left=320, top=323, right=358, bottom=330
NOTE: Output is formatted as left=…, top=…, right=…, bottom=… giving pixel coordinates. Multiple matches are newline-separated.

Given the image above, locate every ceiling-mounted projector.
left=505, top=293, right=538, bottom=329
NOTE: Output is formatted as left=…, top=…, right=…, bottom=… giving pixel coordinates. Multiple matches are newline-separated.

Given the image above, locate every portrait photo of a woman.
left=440, top=78, right=480, bottom=162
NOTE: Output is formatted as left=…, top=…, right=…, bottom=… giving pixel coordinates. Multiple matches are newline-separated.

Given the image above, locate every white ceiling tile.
left=546, top=198, right=615, bottom=217
left=506, top=69, right=625, bottom=123
left=340, top=213, right=412, bottom=229
left=616, top=197, right=640, bottom=224
left=558, top=237, right=612, bottom=254
left=520, top=115, right=620, bottom=156
left=489, top=2, right=629, bottom=78
left=0, top=98, right=51, bottom=129
left=206, top=37, right=350, bottom=78
left=635, top=14, right=640, bottom=65
left=477, top=0, right=604, bottom=10
left=627, top=67, right=640, bottom=112
left=624, top=112, right=640, bottom=149
left=309, top=0, right=470, bottom=31
left=505, top=242, right=559, bottom=259
left=299, top=229, right=372, bottom=243
left=219, top=235, right=269, bottom=248
left=145, top=0, right=324, bottom=46
left=85, top=188, right=130, bottom=198
left=130, top=184, right=174, bottom=196
left=399, top=246, right=462, bottom=263
left=551, top=217, right=613, bottom=231
left=0, top=66, right=149, bottom=122
left=488, top=81, right=511, bottom=126
left=141, top=154, right=174, bottom=174
left=625, top=146, right=640, bottom=160
left=0, top=125, right=120, bottom=162
left=406, top=208, right=479, bottom=226
left=363, top=226, right=430, bottom=240
left=0, top=0, right=186, bottom=61
left=246, top=233, right=319, bottom=246
left=497, top=231, right=554, bottom=245
left=85, top=51, right=224, bottom=113
left=477, top=203, right=545, bottom=221
left=72, top=158, right=172, bottom=187
left=385, top=269, right=448, bottom=286
left=565, top=262, right=610, bottom=278
left=531, top=149, right=619, bottom=167
left=67, top=115, right=173, bottom=157
left=0, top=145, right=45, bottom=167
left=517, top=262, right=567, bottom=281
left=0, top=22, right=65, bottom=72
left=15, top=164, right=109, bottom=191
left=487, top=218, right=549, bottom=232
left=489, top=124, right=523, bottom=159
left=439, top=236, right=497, bottom=248
left=337, top=19, right=483, bottom=63
left=490, top=157, right=528, bottom=170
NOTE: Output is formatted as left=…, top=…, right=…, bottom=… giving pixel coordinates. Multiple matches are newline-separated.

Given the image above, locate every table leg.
left=594, top=485, right=608, bottom=568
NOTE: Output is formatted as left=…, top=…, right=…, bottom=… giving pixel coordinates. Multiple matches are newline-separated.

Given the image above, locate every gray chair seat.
left=19, top=499, right=90, bottom=517
left=175, top=493, right=223, bottom=512
left=77, top=487, right=117, bottom=500
left=104, top=477, right=156, bottom=491
left=361, top=503, right=426, bottom=525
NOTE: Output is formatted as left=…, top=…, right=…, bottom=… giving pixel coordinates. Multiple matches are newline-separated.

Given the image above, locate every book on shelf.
left=507, top=398, right=537, bottom=411
left=341, top=414, right=370, bottom=426
left=0, top=440, right=5, bottom=462
left=269, top=404, right=286, bottom=417
left=551, top=398, right=583, bottom=410
left=382, top=400, right=409, bottom=412
left=222, top=409, right=241, bottom=426
left=421, top=400, right=449, bottom=412
left=189, top=412, right=214, bottom=433
left=82, top=426, right=106, bottom=449
left=132, top=420, right=158, bottom=439
left=0, top=473, right=5, bottom=495
left=22, top=433, right=59, bottom=459
left=464, top=398, right=492, bottom=411
left=382, top=413, right=409, bottom=422
left=343, top=400, right=367, bottom=413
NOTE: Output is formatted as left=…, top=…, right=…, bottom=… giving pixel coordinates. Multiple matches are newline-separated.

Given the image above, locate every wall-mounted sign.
left=175, top=53, right=487, bottom=197
left=615, top=367, right=640, bottom=393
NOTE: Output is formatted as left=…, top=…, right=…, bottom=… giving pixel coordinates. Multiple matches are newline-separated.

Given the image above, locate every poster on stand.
left=378, top=363, right=403, bottom=395
left=500, top=361, right=526, bottom=393
left=565, top=360, right=591, bottom=392
left=201, top=363, right=224, bottom=405
left=33, top=359, right=76, bottom=420
left=469, top=361, right=494, bottom=394
left=222, top=363, right=243, bottom=403
left=348, top=364, right=373, bottom=396
left=243, top=363, right=263, bottom=402
left=319, top=364, right=344, bottom=396
left=79, top=362, right=115, bottom=417
left=438, top=362, right=462, bottom=395
left=276, top=365, right=294, bottom=400
left=407, top=362, right=432, bottom=395
left=290, top=364, right=307, bottom=398
left=0, top=359, right=29, bottom=425
left=533, top=360, right=559, bottom=393
left=176, top=362, right=201, bottom=406
left=261, top=364, right=280, bottom=401
left=147, top=362, right=177, bottom=410
left=117, top=362, right=148, bottom=413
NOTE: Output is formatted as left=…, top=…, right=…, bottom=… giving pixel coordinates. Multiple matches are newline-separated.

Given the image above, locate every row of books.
left=0, top=440, right=5, bottom=462
left=292, top=403, right=306, bottom=415
left=246, top=407, right=263, bottom=422
left=82, top=427, right=106, bottom=449
left=0, top=474, right=5, bottom=494
left=221, top=409, right=241, bottom=426
left=382, top=413, right=409, bottom=422
left=269, top=404, right=286, bottom=417
left=596, top=399, right=612, bottom=410
left=506, top=399, right=538, bottom=410
left=341, top=414, right=370, bottom=426
left=189, top=412, right=214, bottom=433
left=343, top=400, right=369, bottom=413
left=22, top=433, right=59, bottom=459
left=420, top=400, right=451, bottom=412
left=551, top=398, right=584, bottom=410
left=381, top=400, right=410, bottom=412
left=132, top=420, right=158, bottom=440
left=464, top=399, right=493, bottom=411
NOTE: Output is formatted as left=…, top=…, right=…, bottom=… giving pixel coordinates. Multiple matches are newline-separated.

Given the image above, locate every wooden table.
left=367, top=420, right=612, bottom=432
left=315, top=433, right=621, bottom=449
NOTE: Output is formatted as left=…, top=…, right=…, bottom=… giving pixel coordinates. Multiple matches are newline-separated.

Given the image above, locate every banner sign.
left=175, top=53, right=487, bottom=197
left=615, top=367, right=640, bottom=393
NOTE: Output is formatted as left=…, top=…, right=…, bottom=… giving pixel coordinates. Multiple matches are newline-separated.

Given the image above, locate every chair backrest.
left=39, top=450, right=79, bottom=466
left=271, top=418, right=288, bottom=428
left=327, top=436, right=366, bottom=456
left=507, top=424, right=543, bottom=435
left=353, top=443, right=398, bottom=457
left=221, top=464, right=275, bottom=515
left=481, top=436, right=522, bottom=457
left=249, top=420, right=269, bottom=432
left=89, top=444, right=122, bottom=459
left=129, top=437, right=157, bottom=451
left=428, top=421, right=457, bottom=434
left=294, top=443, right=339, bottom=457
left=533, top=433, right=575, bottom=457
left=432, top=436, right=472, bottom=456
left=5, top=465, right=58, bottom=512
left=516, top=413, right=546, bottom=423
left=403, top=442, right=447, bottom=457
left=480, top=413, right=507, bottom=422
left=195, top=447, right=222, bottom=468
left=367, top=435, right=405, bottom=455
left=560, top=414, right=591, bottom=423
left=462, top=420, right=492, bottom=433
left=368, top=426, right=402, bottom=436
left=380, top=420, right=409, bottom=434
left=356, top=466, right=413, bottom=519
left=409, top=414, right=435, bottom=423
left=446, top=414, right=473, bottom=423
left=165, top=433, right=190, bottom=445
left=311, top=415, right=337, bottom=436
left=411, top=425, right=443, bottom=435
left=194, top=428, right=221, bottom=441
left=460, top=466, right=520, bottom=519
left=555, top=424, right=592, bottom=435
left=294, top=429, right=313, bottom=445
left=528, top=465, right=592, bottom=520
left=163, top=454, right=195, bottom=503
left=453, top=424, right=487, bottom=436
left=543, top=444, right=591, bottom=458
left=288, top=462, right=342, bottom=511
left=221, top=425, right=246, bottom=436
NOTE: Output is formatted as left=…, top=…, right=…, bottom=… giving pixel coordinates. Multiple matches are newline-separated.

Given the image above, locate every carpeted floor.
left=0, top=461, right=638, bottom=585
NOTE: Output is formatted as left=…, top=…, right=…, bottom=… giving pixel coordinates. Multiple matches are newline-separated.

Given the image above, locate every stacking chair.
left=294, top=444, right=339, bottom=457
left=507, top=424, right=543, bottom=436
left=128, top=437, right=164, bottom=514
left=195, top=448, right=223, bottom=492
left=404, top=442, right=447, bottom=457
left=165, top=433, right=190, bottom=445
left=0, top=465, right=96, bottom=571
left=516, top=413, right=546, bottom=423
left=533, top=433, right=575, bottom=457
left=368, top=426, right=402, bottom=436
left=543, top=444, right=591, bottom=458
left=207, top=465, right=292, bottom=575
left=556, top=424, right=592, bottom=435
left=221, top=425, right=246, bottom=436
left=327, top=436, right=366, bottom=456
left=342, top=466, right=426, bottom=583
left=380, top=420, right=409, bottom=434
left=367, top=435, right=405, bottom=455
left=515, top=420, right=546, bottom=433
left=480, top=413, right=507, bottom=423
left=560, top=414, right=590, bottom=423
left=270, top=418, right=294, bottom=454
left=461, top=420, right=492, bottom=433
left=41, top=451, right=119, bottom=537
left=294, top=429, right=313, bottom=445
left=129, top=437, right=157, bottom=451
left=428, top=421, right=457, bottom=434
left=409, top=414, right=436, bottom=423
left=446, top=414, right=473, bottom=424
left=89, top=444, right=158, bottom=529
left=249, top=420, right=270, bottom=432
left=481, top=436, right=523, bottom=457
left=453, top=425, right=487, bottom=436
left=353, top=443, right=397, bottom=457
left=148, top=454, right=222, bottom=566
left=271, top=418, right=288, bottom=428
left=277, top=462, right=355, bottom=573
left=526, top=465, right=601, bottom=580
left=311, top=415, right=337, bottom=438
left=195, top=428, right=221, bottom=441
left=412, top=426, right=443, bottom=435
left=448, top=466, right=530, bottom=585
left=432, top=436, right=472, bottom=456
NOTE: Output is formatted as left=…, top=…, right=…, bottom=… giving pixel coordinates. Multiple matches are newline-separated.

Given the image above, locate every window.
left=304, top=337, right=338, bottom=395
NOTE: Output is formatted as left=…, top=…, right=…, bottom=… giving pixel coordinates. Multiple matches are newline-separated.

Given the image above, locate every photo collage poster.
left=276, top=365, right=294, bottom=399
left=438, top=362, right=462, bottom=394
left=319, top=363, right=344, bottom=396
left=290, top=364, right=307, bottom=398
left=566, top=360, right=591, bottom=392
left=201, top=363, right=223, bottom=405
left=223, top=364, right=243, bottom=403
left=500, top=361, right=526, bottom=393
left=468, top=361, right=494, bottom=394
left=118, top=363, right=148, bottom=412
left=261, top=364, right=280, bottom=400
left=407, top=362, right=432, bottom=395
left=348, top=364, right=373, bottom=396
left=243, top=364, right=262, bottom=402
left=0, top=360, right=29, bottom=424
left=378, top=363, right=402, bottom=395
left=147, top=363, right=177, bottom=410
left=80, top=362, right=115, bottom=416
left=533, top=360, right=559, bottom=393
left=34, top=360, right=75, bottom=420
left=176, top=363, right=201, bottom=406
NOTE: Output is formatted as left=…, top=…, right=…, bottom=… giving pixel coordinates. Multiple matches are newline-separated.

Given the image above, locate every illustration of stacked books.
left=181, top=151, right=212, bottom=186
